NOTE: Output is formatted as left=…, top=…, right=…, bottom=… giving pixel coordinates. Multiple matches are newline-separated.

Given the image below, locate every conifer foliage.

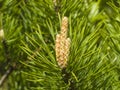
left=0, top=0, right=120, bottom=90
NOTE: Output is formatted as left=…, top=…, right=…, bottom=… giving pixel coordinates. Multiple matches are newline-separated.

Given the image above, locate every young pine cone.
left=55, top=17, right=71, bottom=69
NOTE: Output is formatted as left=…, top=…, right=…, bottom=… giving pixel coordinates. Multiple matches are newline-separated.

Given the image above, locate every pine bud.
left=0, top=29, right=4, bottom=41
left=53, top=0, right=57, bottom=6
left=55, top=16, right=70, bottom=69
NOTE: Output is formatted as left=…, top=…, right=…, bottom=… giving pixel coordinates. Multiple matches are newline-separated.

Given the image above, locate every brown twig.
left=0, top=66, right=14, bottom=87
left=0, top=39, right=15, bottom=87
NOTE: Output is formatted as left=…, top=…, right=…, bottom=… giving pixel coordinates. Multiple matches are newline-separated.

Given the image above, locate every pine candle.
left=0, top=29, right=4, bottom=41
left=55, top=17, right=71, bottom=69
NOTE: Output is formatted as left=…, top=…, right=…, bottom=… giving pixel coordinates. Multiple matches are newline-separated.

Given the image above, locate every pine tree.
left=0, top=0, right=120, bottom=90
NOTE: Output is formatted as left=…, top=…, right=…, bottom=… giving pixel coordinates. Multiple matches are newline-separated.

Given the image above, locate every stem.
left=53, top=0, right=61, bottom=14
left=62, top=68, right=70, bottom=84
left=0, top=66, right=14, bottom=87
left=62, top=68, right=76, bottom=90
left=0, top=39, right=15, bottom=87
